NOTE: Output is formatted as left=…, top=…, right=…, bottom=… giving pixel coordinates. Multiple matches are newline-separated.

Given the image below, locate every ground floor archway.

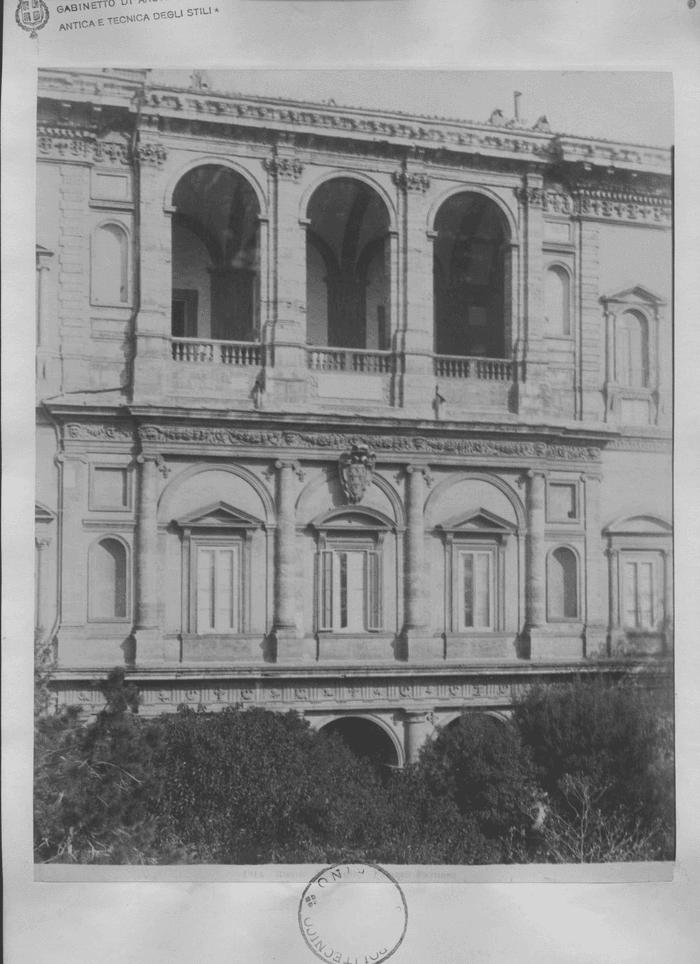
left=320, top=715, right=402, bottom=768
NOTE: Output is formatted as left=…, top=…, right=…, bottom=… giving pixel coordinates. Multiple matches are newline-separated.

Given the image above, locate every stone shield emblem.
left=16, top=0, right=49, bottom=37
left=338, top=443, right=376, bottom=504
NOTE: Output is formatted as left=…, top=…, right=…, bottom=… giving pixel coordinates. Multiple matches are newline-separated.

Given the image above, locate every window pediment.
left=604, top=514, right=672, bottom=536
left=601, top=284, right=666, bottom=309
left=35, top=502, right=56, bottom=523
left=311, top=506, right=395, bottom=532
left=437, top=508, right=518, bottom=536
left=176, top=501, right=264, bottom=531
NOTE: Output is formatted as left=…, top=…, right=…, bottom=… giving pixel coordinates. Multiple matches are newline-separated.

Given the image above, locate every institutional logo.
left=339, top=442, right=376, bottom=504
left=16, top=0, right=50, bottom=38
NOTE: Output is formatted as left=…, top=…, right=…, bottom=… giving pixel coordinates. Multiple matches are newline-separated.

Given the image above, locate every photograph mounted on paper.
left=33, top=69, right=673, bottom=870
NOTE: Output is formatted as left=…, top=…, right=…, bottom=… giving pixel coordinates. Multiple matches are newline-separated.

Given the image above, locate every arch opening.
left=433, top=192, right=509, bottom=358
left=321, top=716, right=400, bottom=768
left=90, top=537, right=128, bottom=620
left=616, top=309, right=649, bottom=388
left=306, top=178, right=391, bottom=350
left=171, top=165, right=260, bottom=342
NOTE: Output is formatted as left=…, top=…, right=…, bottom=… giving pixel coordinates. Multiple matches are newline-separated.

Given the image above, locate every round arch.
left=157, top=462, right=275, bottom=525
left=87, top=533, right=132, bottom=622
left=427, top=184, right=517, bottom=240
left=300, top=170, right=398, bottom=232
left=296, top=467, right=405, bottom=529
left=164, top=156, right=268, bottom=217
left=440, top=709, right=513, bottom=730
left=424, top=472, right=525, bottom=529
left=314, top=713, right=404, bottom=767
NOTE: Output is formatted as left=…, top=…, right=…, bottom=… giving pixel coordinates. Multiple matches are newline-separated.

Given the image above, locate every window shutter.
left=367, top=551, right=382, bottom=631
left=318, top=550, right=333, bottom=630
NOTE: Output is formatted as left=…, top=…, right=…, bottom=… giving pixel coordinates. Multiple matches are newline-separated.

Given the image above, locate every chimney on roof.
left=514, top=91, right=522, bottom=122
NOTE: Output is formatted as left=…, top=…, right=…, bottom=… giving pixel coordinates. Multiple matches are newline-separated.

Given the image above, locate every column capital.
left=405, top=463, right=432, bottom=480
left=137, top=452, right=169, bottom=477
left=526, top=469, right=547, bottom=482
left=275, top=458, right=305, bottom=482
left=35, top=536, right=52, bottom=549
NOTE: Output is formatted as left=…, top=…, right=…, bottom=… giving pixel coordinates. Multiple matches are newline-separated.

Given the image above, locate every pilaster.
left=394, top=166, right=434, bottom=416
left=133, top=452, right=168, bottom=661
left=403, top=710, right=436, bottom=764
left=514, top=178, right=547, bottom=417
left=265, top=153, right=309, bottom=407
left=132, top=142, right=172, bottom=402
left=525, top=470, right=548, bottom=657
left=402, top=464, right=439, bottom=660
left=273, top=459, right=307, bottom=660
left=583, top=473, right=607, bottom=655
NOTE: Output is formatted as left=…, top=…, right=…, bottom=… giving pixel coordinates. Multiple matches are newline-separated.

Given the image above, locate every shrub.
left=514, top=679, right=673, bottom=829
left=412, top=712, right=537, bottom=844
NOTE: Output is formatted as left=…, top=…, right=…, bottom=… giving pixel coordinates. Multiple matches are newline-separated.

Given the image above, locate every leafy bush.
left=34, top=669, right=174, bottom=864
left=513, top=678, right=674, bottom=859
left=412, top=712, right=537, bottom=844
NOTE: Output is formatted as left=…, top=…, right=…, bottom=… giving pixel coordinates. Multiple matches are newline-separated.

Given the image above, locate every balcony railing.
left=307, top=347, right=394, bottom=374
left=434, top=354, right=519, bottom=381
left=171, top=338, right=263, bottom=366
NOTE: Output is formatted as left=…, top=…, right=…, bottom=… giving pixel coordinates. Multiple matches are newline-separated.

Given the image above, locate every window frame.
left=543, top=262, right=573, bottom=339
left=88, top=462, right=133, bottom=513
left=619, top=549, right=665, bottom=634
left=455, top=544, right=496, bottom=632
left=194, top=541, right=244, bottom=635
left=87, top=534, right=131, bottom=623
left=90, top=219, right=132, bottom=308
left=546, top=479, right=581, bottom=525
left=546, top=544, right=581, bottom=623
left=316, top=535, right=384, bottom=634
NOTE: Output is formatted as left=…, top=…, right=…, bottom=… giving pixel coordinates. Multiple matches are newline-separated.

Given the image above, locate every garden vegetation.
left=34, top=662, right=674, bottom=865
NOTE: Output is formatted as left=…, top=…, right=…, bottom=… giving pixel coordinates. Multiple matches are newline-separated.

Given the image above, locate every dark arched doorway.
left=306, top=178, right=391, bottom=351
left=171, top=165, right=260, bottom=342
left=433, top=192, right=510, bottom=359
left=321, top=716, right=400, bottom=768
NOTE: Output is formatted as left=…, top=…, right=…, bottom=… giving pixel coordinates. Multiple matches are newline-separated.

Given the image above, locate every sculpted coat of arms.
left=16, top=0, right=49, bottom=37
left=338, top=442, right=376, bottom=504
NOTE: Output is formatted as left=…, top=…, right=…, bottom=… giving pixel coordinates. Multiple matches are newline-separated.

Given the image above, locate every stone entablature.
left=37, top=69, right=671, bottom=176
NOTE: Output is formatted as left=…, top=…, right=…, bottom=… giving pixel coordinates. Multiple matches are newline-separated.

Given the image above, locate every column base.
left=401, top=630, right=444, bottom=662
left=527, top=626, right=585, bottom=661
left=273, top=627, right=311, bottom=662
left=133, top=629, right=177, bottom=665
left=584, top=624, right=609, bottom=658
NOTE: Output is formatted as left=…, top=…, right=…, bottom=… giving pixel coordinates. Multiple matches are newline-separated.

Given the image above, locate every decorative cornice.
left=605, top=437, right=671, bottom=453
left=538, top=186, right=671, bottom=227
left=262, top=156, right=304, bottom=181
left=392, top=170, right=431, bottom=193
left=514, top=186, right=545, bottom=209
left=37, top=70, right=672, bottom=177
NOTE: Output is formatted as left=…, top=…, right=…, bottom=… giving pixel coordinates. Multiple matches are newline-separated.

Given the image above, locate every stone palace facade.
left=34, top=69, right=673, bottom=765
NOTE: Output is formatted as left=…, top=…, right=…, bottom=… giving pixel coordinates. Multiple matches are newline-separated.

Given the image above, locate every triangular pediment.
left=311, top=506, right=395, bottom=531
left=437, top=508, right=518, bottom=534
left=176, top=501, right=263, bottom=529
left=604, top=514, right=672, bottom=536
left=35, top=502, right=56, bottom=522
left=600, top=284, right=666, bottom=307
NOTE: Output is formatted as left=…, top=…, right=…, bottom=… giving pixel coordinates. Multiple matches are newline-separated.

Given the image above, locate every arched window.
left=171, top=165, right=260, bottom=341
left=305, top=178, right=391, bottom=350
left=545, top=265, right=571, bottom=336
left=547, top=547, right=578, bottom=621
left=89, top=537, right=128, bottom=620
left=616, top=310, right=648, bottom=388
left=433, top=193, right=509, bottom=358
left=92, top=223, right=129, bottom=305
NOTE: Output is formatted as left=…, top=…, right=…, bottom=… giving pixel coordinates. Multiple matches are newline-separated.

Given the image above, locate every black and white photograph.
left=30, top=68, right=676, bottom=871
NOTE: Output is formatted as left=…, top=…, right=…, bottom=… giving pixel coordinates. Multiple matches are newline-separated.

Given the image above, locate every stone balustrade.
left=434, top=354, right=520, bottom=381
left=171, top=337, right=264, bottom=367
left=307, top=347, right=394, bottom=374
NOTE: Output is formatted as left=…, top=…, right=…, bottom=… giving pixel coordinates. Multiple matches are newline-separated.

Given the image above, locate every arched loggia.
left=433, top=192, right=511, bottom=359
left=171, top=165, right=260, bottom=342
left=306, top=178, right=391, bottom=351
left=320, top=715, right=401, bottom=768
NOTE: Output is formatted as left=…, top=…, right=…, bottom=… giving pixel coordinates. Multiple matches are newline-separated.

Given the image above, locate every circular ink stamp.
left=299, top=864, right=408, bottom=964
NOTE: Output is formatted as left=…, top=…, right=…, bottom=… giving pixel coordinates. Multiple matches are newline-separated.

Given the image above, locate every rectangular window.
left=196, top=544, right=241, bottom=633
left=459, top=550, right=492, bottom=631
left=547, top=482, right=578, bottom=522
left=623, top=557, right=658, bottom=630
left=92, top=466, right=130, bottom=510
left=172, top=289, right=199, bottom=338
left=317, top=547, right=382, bottom=632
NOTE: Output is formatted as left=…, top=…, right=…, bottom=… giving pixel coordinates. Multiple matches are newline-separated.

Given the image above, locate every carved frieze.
left=37, top=126, right=95, bottom=161
left=137, top=424, right=602, bottom=462
left=262, top=156, right=304, bottom=181
left=392, top=170, right=431, bottom=193
left=514, top=186, right=545, bottom=208
left=64, top=422, right=135, bottom=442
left=135, top=142, right=168, bottom=167
left=538, top=187, right=671, bottom=226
